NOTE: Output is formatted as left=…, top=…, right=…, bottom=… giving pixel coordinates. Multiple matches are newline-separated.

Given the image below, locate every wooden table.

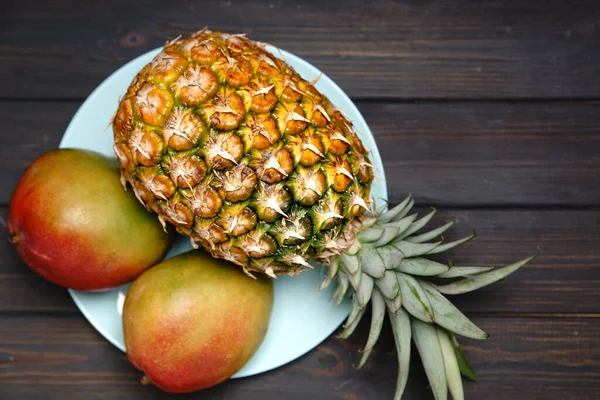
left=2, top=1, right=599, bottom=399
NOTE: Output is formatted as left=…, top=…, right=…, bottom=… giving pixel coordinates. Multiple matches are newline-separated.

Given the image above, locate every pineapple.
left=112, top=29, right=537, bottom=400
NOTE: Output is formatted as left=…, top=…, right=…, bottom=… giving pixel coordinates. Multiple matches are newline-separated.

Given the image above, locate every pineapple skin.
left=112, top=30, right=374, bottom=276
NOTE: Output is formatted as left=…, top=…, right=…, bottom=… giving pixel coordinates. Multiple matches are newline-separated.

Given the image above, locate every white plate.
left=59, top=46, right=387, bottom=378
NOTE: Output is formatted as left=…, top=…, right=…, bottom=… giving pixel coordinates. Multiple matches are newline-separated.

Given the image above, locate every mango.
left=7, top=148, right=172, bottom=290
left=123, top=250, right=273, bottom=393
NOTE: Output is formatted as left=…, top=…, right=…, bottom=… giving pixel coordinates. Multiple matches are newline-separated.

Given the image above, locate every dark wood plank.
left=2, top=207, right=599, bottom=314
left=0, top=102, right=80, bottom=207
left=2, top=0, right=600, bottom=99
left=2, top=101, right=600, bottom=207
left=0, top=315, right=597, bottom=399
left=366, top=101, right=600, bottom=207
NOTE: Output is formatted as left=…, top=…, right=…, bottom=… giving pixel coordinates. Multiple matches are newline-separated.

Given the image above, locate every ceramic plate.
left=59, top=45, right=387, bottom=378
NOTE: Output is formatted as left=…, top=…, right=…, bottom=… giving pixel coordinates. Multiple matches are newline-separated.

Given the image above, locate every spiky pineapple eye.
left=222, top=33, right=252, bottom=52
left=204, top=132, right=244, bottom=170
left=164, top=201, right=194, bottom=228
left=254, top=183, right=291, bottom=223
left=257, top=53, right=280, bottom=77
left=113, top=99, right=134, bottom=139
left=223, top=56, right=253, bottom=87
left=216, top=164, right=257, bottom=202
left=217, top=206, right=257, bottom=237
left=139, top=172, right=177, bottom=201
left=178, top=37, right=201, bottom=59
left=190, top=39, right=221, bottom=64
left=283, top=104, right=310, bottom=135
left=346, top=185, right=370, bottom=218
left=113, top=143, right=133, bottom=170
left=149, top=50, right=188, bottom=83
left=328, top=157, right=353, bottom=193
left=280, top=76, right=303, bottom=102
left=192, top=220, right=228, bottom=246
left=299, top=134, right=325, bottom=166
left=354, top=153, right=374, bottom=184
left=185, top=186, right=222, bottom=219
left=165, top=153, right=207, bottom=189
left=310, top=102, right=331, bottom=128
left=171, top=66, right=219, bottom=106
left=207, top=92, right=245, bottom=131
left=252, top=115, right=280, bottom=150
left=213, top=242, right=249, bottom=267
left=312, top=192, right=344, bottom=231
left=163, top=108, right=206, bottom=151
left=238, top=231, right=277, bottom=259
left=250, top=83, right=278, bottom=113
left=135, top=85, right=174, bottom=126
left=289, top=167, right=327, bottom=206
left=325, top=125, right=351, bottom=156
left=131, top=180, right=153, bottom=205
left=272, top=211, right=312, bottom=246
left=128, top=128, right=164, bottom=167
left=259, top=148, right=293, bottom=184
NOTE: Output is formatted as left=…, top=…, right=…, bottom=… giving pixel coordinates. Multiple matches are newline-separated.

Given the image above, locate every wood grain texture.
left=2, top=1, right=600, bottom=398
left=364, top=101, right=600, bottom=206
left=0, top=102, right=80, bottom=207
left=0, top=315, right=598, bottom=400
left=2, top=207, right=599, bottom=314
left=2, top=0, right=600, bottom=100
left=2, top=100, right=600, bottom=207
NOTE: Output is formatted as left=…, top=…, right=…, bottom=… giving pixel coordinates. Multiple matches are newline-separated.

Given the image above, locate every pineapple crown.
left=321, top=194, right=538, bottom=400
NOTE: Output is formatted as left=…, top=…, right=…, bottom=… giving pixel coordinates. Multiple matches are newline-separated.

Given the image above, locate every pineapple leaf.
left=386, top=292, right=403, bottom=314
left=332, top=196, right=539, bottom=399
left=377, top=213, right=417, bottom=239
left=437, top=328, right=465, bottom=400
left=392, top=240, right=441, bottom=258
left=319, top=257, right=340, bottom=290
left=346, top=238, right=361, bottom=255
left=435, top=252, right=539, bottom=295
left=405, top=221, right=454, bottom=243
left=361, top=216, right=378, bottom=229
left=338, top=302, right=366, bottom=339
left=436, top=265, right=494, bottom=279
left=345, top=297, right=363, bottom=327
left=377, top=194, right=413, bottom=224
left=347, top=264, right=362, bottom=290
left=357, top=227, right=384, bottom=243
left=426, top=233, right=476, bottom=255
left=450, top=334, right=477, bottom=381
left=376, top=245, right=404, bottom=270
left=397, top=208, right=436, bottom=241
left=374, top=226, right=402, bottom=247
left=396, top=257, right=449, bottom=276
left=356, top=274, right=374, bottom=307
left=391, top=197, right=415, bottom=222
left=375, top=270, right=400, bottom=300
left=420, top=280, right=488, bottom=340
left=332, top=271, right=349, bottom=306
left=358, top=246, right=386, bottom=278
left=396, top=273, right=434, bottom=323
left=412, top=318, right=448, bottom=400
left=388, top=307, right=412, bottom=400
left=340, top=252, right=360, bottom=275
left=357, top=289, right=386, bottom=369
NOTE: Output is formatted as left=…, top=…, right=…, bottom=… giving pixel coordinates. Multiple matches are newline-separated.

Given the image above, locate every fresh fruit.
left=112, top=29, right=536, bottom=399
left=7, top=148, right=172, bottom=290
left=123, top=250, right=273, bottom=393
left=112, top=28, right=373, bottom=277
